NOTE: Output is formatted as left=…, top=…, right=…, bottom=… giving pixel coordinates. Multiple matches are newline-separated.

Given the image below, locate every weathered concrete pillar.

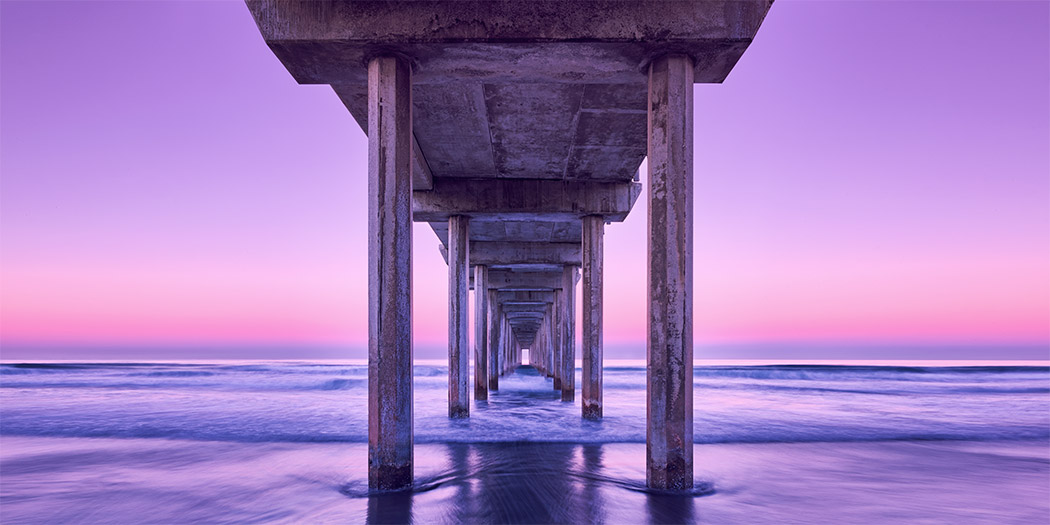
left=552, top=290, right=562, bottom=390
left=367, top=55, right=413, bottom=491
left=582, top=215, right=604, bottom=419
left=474, top=265, right=489, bottom=400
left=547, top=304, right=555, bottom=379
left=487, top=292, right=500, bottom=391
left=561, top=266, right=576, bottom=402
left=503, top=318, right=510, bottom=375
left=646, top=54, right=694, bottom=491
left=447, top=216, right=470, bottom=418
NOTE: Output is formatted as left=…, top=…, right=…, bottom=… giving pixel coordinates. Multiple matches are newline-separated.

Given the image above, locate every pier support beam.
left=544, top=304, right=554, bottom=377
left=367, top=55, right=414, bottom=491
left=488, top=293, right=501, bottom=391
left=646, top=54, right=694, bottom=491
left=582, top=216, right=604, bottom=419
left=552, top=290, right=562, bottom=390
left=447, top=215, right=470, bottom=418
left=474, top=265, right=489, bottom=400
left=561, top=265, right=576, bottom=402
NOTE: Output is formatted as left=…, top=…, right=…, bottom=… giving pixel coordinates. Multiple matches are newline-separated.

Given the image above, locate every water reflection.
left=362, top=443, right=700, bottom=524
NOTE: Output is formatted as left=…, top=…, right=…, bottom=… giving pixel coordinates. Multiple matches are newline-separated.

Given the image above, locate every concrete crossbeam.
left=414, top=179, right=641, bottom=222
left=456, top=242, right=581, bottom=267
left=247, top=1, right=773, bottom=84
left=469, top=270, right=563, bottom=290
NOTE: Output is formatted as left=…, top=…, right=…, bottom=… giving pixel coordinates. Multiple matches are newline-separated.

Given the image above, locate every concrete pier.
left=474, top=265, right=489, bottom=401
left=561, top=266, right=576, bottom=402
left=646, top=54, right=695, bottom=491
left=247, top=0, right=771, bottom=492
left=366, top=55, right=414, bottom=491
left=488, top=292, right=501, bottom=391
left=447, top=215, right=470, bottom=418
left=552, top=289, right=563, bottom=391
left=581, top=215, right=604, bottom=419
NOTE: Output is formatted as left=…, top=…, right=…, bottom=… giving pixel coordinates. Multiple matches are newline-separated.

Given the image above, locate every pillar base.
left=553, top=377, right=562, bottom=390
left=474, top=387, right=487, bottom=401
left=646, top=461, right=693, bottom=492
left=448, top=406, right=469, bottom=419
left=582, top=402, right=602, bottom=419
left=561, top=389, right=574, bottom=402
left=488, top=378, right=499, bottom=391
left=368, top=462, right=413, bottom=492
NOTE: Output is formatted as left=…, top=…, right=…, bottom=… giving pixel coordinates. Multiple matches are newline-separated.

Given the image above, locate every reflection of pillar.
left=561, top=266, right=576, bottom=402
left=646, top=54, right=694, bottom=491
left=487, top=292, right=501, bottom=391
left=366, top=55, right=413, bottom=491
left=366, top=490, right=413, bottom=524
left=581, top=445, right=606, bottom=522
left=474, top=265, right=488, bottom=400
left=448, top=216, right=470, bottom=418
left=582, top=215, right=604, bottom=419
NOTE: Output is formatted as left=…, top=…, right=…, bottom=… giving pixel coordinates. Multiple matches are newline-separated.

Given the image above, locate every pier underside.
left=247, top=0, right=772, bottom=491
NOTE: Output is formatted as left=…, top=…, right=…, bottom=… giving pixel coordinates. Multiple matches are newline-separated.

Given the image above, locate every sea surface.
left=1, top=359, right=1048, bottom=523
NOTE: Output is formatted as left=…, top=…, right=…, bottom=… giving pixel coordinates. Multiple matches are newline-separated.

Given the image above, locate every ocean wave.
left=1, top=426, right=1046, bottom=446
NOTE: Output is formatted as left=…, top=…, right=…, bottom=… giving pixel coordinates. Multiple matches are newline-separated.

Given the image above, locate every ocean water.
left=1, top=360, right=1048, bottom=523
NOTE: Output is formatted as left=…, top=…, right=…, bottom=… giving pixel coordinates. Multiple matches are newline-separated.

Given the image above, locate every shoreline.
left=2, top=436, right=1047, bottom=523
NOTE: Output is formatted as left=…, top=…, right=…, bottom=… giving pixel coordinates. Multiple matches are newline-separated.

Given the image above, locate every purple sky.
left=1, top=1, right=1047, bottom=360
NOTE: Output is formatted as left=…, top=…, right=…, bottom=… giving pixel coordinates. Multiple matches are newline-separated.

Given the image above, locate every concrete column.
left=502, top=318, right=510, bottom=375
left=366, top=55, right=413, bottom=491
left=582, top=215, right=604, bottom=419
left=546, top=304, right=555, bottom=379
left=552, top=290, right=562, bottom=390
left=646, top=54, right=694, bottom=491
left=537, top=313, right=547, bottom=374
left=474, top=265, right=489, bottom=400
left=447, top=216, right=470, bottom=418
left=561, top=266, right=576, bottom=402
left=487, top=292, right=501, bottom=391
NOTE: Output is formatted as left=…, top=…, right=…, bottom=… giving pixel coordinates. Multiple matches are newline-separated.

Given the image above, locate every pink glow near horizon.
left=1, top=1, right=1047, bottom=358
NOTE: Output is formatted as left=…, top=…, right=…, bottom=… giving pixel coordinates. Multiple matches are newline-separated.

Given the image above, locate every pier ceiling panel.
left=335, top=82, right=646, bottom=182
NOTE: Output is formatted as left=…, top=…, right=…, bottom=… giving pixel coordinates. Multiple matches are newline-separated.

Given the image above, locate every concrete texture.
left=487, top=291, right=501, bottom=391
left=474, top=265, right=489, bottom=401
left=561, top=266, right=577, bottom=402
left=552, top=289, right=562, bottom=391
left=581, top=216, right=604, bottom=419
left=248, top=0, right=772, bottom=493
left=646, top=55, right=695, bottom=491
left=366, top=56, right=414, bottom=491
left=413, top=179, right=641, bottom=222
left=447, top=216, right=470, bottom=418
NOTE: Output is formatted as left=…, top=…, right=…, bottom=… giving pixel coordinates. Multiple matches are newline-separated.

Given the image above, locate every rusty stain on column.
left=367, top=55, right=413, bottom=491
left=646, top=54, right=694, bottom=491
left=582, top=215, right=604, bottom=419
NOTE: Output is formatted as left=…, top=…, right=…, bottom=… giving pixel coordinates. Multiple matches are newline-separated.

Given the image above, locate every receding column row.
left=369, top=52, right=695, bottom=492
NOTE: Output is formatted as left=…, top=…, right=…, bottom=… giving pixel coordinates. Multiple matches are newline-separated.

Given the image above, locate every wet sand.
left=2, top=436, right=1047, bottom=524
